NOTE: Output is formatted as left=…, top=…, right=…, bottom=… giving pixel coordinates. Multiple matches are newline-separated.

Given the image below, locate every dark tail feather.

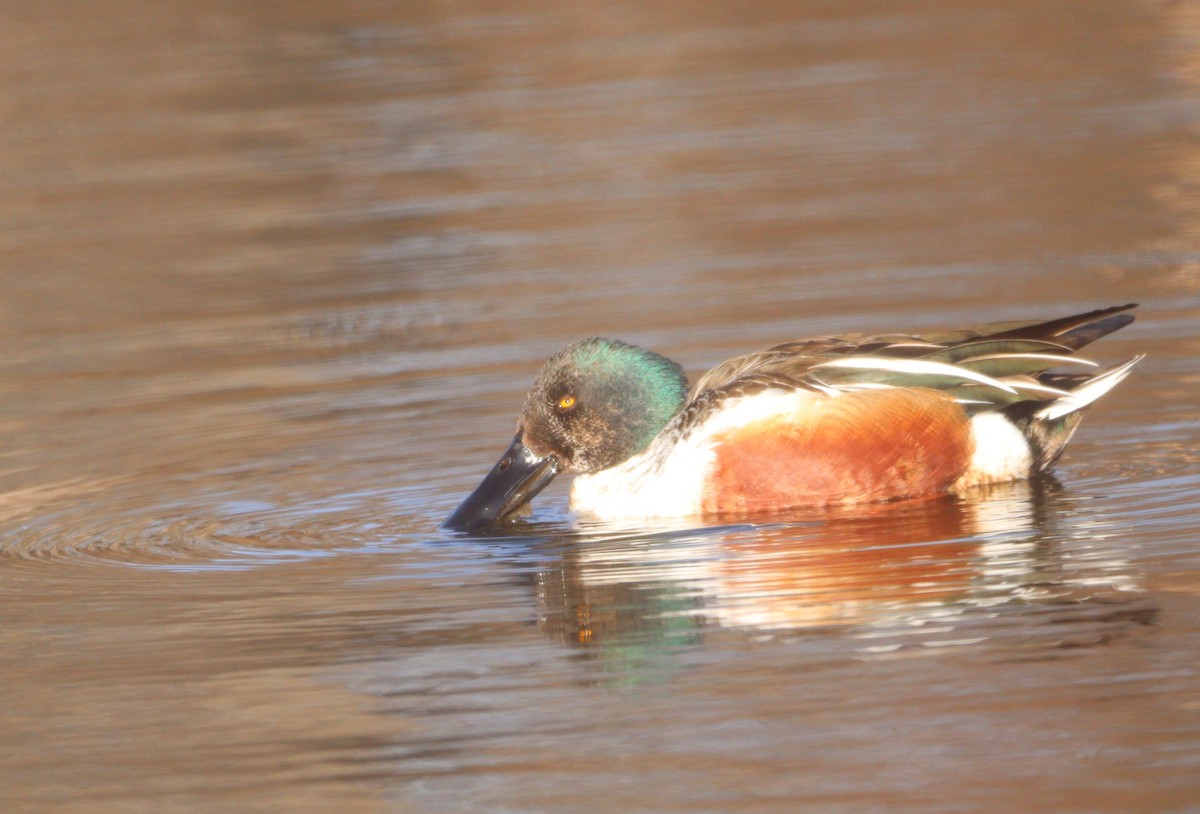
left=984, top=303, right=1138, bottom=350
left=1003, top=408, right=1086, bottom=471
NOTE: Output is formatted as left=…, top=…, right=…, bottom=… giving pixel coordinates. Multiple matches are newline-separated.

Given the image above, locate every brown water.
left=3, top=1, right=1199, bottom=811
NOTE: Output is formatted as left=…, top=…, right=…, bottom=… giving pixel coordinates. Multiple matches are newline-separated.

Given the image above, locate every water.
left=2, top=1, right=1199, bottom=811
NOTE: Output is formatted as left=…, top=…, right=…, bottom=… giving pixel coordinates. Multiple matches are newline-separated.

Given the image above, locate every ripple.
left=0, top=477, right=434, bottom=571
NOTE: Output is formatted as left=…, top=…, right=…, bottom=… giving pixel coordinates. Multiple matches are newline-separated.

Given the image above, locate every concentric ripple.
left=0, top=476, right=434, bottom=570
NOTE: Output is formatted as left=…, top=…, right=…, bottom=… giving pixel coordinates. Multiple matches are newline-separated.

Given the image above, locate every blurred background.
left=1, top=2, right=1198, bottom=812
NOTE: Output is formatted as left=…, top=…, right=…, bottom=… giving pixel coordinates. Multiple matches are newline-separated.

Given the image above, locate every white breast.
left=568, top=434, right=710, bottom=520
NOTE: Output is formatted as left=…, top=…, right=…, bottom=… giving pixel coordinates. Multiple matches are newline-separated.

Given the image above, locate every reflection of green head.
left=520, top=338, right=689, bottom=473
left=536, top=551, right=704, bottom=687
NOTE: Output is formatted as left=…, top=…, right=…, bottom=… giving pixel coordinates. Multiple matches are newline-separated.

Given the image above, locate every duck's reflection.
left=528, top=478, right=1143, bottom=662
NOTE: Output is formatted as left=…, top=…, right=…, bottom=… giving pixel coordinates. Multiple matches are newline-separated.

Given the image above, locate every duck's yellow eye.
left=557, top=395, right=576, bottom=411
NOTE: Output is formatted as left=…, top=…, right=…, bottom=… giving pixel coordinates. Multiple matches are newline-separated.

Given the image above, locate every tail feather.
left=1055, top=313, right=1137, bottom=351
left=1034, top=356, right=1143, bottom=421
left=983, top=303, right=1137, bottom=350
left=1003, top=355, right=1143, bottom=470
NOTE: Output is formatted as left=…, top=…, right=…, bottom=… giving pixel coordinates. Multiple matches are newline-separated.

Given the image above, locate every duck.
left=443, top=304, right=1141, bottom=531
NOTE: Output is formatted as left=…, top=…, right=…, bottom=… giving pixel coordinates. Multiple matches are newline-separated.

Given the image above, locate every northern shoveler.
left=443, top=304, right=1141, bottom=531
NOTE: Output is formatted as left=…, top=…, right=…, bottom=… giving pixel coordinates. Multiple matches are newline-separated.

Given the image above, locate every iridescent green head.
left=443, top=338, right=688, bottom=531
left=520, top=338, right=689, bottom=473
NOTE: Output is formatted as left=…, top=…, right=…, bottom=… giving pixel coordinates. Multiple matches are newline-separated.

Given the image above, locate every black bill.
left=442, top=434, right=559, bottom=531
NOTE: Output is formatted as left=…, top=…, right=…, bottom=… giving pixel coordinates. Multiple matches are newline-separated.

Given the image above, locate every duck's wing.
left=684, top=304, right=1139, bottom=420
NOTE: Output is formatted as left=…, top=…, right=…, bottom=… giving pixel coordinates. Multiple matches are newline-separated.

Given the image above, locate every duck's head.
left=442, top=338, right=688, bottom=531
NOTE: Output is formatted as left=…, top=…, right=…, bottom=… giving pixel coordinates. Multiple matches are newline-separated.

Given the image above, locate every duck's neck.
left=569, top=422, right=706, bottom=520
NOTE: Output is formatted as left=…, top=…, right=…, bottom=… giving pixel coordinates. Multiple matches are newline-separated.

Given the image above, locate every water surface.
left=2, top=1, right=1199, bottom=812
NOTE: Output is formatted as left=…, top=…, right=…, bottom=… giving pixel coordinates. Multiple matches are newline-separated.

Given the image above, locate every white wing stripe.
left=812, top=356, right=1018, bottom=394
left=961, top=353, right=1098, bottom=368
